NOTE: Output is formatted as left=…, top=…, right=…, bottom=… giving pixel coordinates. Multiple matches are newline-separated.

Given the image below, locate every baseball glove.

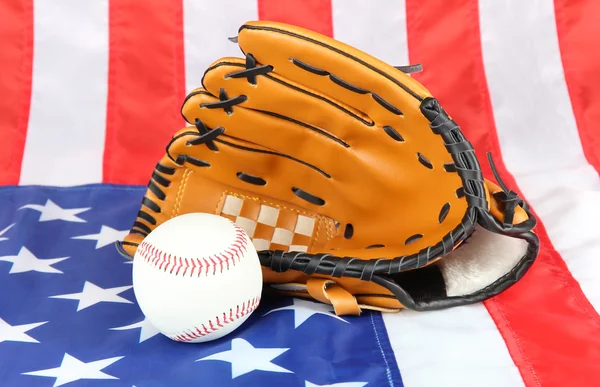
left=117, top=21, right=539, bottom=315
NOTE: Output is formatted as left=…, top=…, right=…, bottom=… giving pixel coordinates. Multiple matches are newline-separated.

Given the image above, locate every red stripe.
left=104, top=0, right=186, bottom=185
left=406, top=1, right=600, bottom=386
left=0, top=1, right=33, bottom=185
left=258, top=0, right=333, bottom=37
left=554, top=0, right=600, bottom=175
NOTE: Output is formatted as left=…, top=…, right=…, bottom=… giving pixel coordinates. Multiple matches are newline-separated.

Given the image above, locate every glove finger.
left=176, top=114, right=467, bottom=258
left=122, top=125, right=433, bottom=261
left=167, top=128, right=341, bottom=215
left=236, top=21, right=431, bottom=126
left=200, top=57, right=374, bottom=147
left=165, top=125, right=452, bottom=249
left=187, top=69, right=471, bottom=257
left=181, top=87, right=357, bottom=177
left=119, top=126, right=338, bottom=258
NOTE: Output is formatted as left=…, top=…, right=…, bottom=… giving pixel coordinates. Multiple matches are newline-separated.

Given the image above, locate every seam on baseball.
left=136, top=223, right=249, bottom=277
left=167, top=296, right=261, bottom=342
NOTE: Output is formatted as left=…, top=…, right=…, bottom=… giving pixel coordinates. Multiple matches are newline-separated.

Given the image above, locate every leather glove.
left=117, top=21, right=539, bottom=315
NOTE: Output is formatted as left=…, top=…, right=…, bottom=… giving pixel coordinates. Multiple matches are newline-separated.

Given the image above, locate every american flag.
left=0, top=1, right=599, bottom=386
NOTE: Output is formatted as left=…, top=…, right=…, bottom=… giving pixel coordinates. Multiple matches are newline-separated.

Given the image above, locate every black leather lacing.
left=132, top=172, right=172, bottom=237
left=484, top=152, right=537, bottom=231
left=174, top=121, right=225, bottom=168
left=256, top=97, right=537, bottom=311
left=202, top=60, right=374, bottom=127
left=132, top=119, right=226, bottom=237
left=160, top=41, right=535, bottom=310
left=199, top=53, right=274, bottom=114
left=393, top=64, right=423, bottom=74
left=188, top=118, right=220, bottom=151
left=217, top=24, right=540, bottom=312
left=224, top=53, right=273, bottom=85
left=259, top=98, right=483, bottom=277
left=237, top=24, right=424, bottom=101
left=200, top=88, right=247, bottom=115
left=290, top=57, right=403, bottom=116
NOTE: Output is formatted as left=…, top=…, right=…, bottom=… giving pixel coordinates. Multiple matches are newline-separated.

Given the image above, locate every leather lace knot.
left=487, top=152, right=531, bottom=229
left=187, top=118, right=225, bottom=151
left=199, top=53, right=273, bottom=114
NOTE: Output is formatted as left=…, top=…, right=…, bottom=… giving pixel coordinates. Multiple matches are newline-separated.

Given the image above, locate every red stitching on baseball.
left=151, top=246, right=160, bottom=266
left=158, top=252, right=167, bottom=271
left=225, top=251, right=233, bottom=268
left=218, top=253, right=228, bottom=271
left=136, top=222, right=249, bottom=277
left=208, top=256, right=217, bottom=275
left=168, top=296, right=261, bottom=343
left=215, top=254, right=224, bottom=274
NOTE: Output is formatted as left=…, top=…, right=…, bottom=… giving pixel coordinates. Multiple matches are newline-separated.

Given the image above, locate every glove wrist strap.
left=306, top=278, right=361, bottom=316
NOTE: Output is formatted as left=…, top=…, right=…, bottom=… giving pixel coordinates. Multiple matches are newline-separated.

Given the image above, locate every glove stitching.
left=214, top=191, right=228, bottom=215
left=324, top=217, right=334, bottom=242
left=173, top=168, right=191, bottom=218
left=312, top=217, right=322, bottom=251
left=179, top=169, right=193, bottom=216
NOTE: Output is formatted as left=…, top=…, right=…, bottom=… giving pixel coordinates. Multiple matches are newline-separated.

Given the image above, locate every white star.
left=263, top=298, right=348, bottom=328
left=306, top=382, right=368, bottom=387
left=0, top=247, right=69, bottom=274
left=72, top=225, right=129, bottom=249
left=49, top=281, right=133, bottom=311
left=22, top=353, right=123, bottom=387
left=0, top=317, right=47, bottom=344
left=196, top=338, right=291, bottom=379
left=19, top=199, right=90, bottom=223
left=0, top=223, right=15, bottom=241
left=110, top=318, right=160, bottom=343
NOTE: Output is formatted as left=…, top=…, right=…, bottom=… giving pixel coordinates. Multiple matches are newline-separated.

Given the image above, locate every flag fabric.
left=0, top=185, right=394, bottom=386
left=0, top=1, right=599, bottom=386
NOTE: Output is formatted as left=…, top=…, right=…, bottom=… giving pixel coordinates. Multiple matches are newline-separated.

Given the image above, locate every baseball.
left=132, top=212, right=263, bottom=343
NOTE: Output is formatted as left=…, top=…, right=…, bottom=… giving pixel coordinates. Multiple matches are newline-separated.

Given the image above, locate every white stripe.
left=331, top=0, right=409, bottom=66
left=20, top=0, right=108, bottom=186
left=182, top=0, right=258, bottom=94
left=479, top=0, right=600, bottom=310
left=383, top=306, right=525, bottom=387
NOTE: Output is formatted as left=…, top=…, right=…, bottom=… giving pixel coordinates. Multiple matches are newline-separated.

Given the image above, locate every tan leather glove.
left=118, top=21, right=539, bottom=316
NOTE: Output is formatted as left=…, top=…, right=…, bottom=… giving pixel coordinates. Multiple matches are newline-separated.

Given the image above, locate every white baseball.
left=132, top=212, right=263, bottom=343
